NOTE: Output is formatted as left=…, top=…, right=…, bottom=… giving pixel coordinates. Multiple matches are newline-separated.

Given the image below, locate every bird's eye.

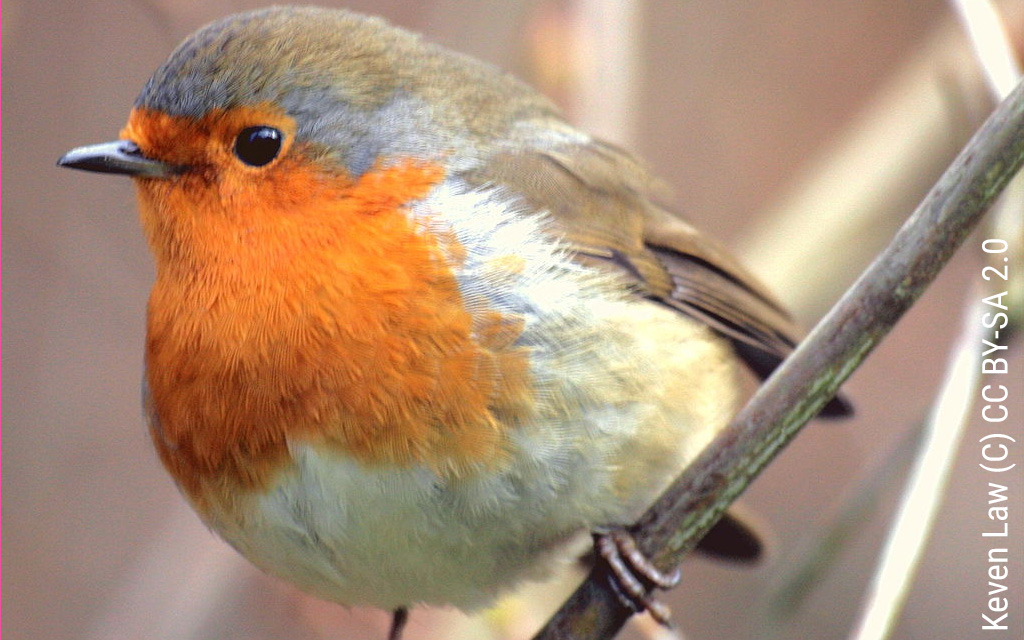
left=234, top=126, right=283, bottom=167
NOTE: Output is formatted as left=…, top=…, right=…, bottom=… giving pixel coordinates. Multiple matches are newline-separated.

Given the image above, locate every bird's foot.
left=593, top=527, right=680, bottom=626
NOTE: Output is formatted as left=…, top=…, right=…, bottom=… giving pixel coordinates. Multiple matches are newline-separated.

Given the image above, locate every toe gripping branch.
left=593, top=527, right=681, bottom=626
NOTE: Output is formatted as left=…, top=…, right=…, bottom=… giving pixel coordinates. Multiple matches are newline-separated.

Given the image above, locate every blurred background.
left=5, top=1, right=1022, bottom=639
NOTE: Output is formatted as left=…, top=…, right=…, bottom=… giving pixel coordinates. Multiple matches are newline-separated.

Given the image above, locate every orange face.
left=124, top=106, right=530, bottom=500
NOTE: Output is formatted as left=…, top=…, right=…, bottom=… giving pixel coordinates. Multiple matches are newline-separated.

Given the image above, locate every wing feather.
left=461, top=139, right=852, bottom=416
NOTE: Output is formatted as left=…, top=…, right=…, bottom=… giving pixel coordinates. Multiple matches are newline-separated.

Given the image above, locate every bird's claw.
left=593, top=527, right=680, bottom=626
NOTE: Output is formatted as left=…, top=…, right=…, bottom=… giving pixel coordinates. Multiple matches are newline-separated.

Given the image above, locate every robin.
left=59, top=6, right=849, bottom=639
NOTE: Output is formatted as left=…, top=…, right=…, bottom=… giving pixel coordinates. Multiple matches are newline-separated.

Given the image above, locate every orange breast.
left=129, top=108, right=531, bottom=499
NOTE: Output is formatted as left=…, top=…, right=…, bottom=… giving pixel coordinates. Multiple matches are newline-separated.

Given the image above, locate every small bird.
left=60, top=6, right=849, bottom=638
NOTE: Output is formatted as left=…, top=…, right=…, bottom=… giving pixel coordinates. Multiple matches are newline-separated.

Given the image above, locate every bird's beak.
left=58, top=140, right=181, bottom=178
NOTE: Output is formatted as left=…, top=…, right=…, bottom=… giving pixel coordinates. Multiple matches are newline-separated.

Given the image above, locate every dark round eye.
left=234, top=126, right=283, bottom=167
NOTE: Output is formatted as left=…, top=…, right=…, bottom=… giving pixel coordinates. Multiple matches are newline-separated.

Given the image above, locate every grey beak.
left=58, top=140, right=181, bottom=178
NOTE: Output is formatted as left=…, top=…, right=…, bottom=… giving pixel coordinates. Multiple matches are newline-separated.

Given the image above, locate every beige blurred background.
left=5, top=1, right=1022, bottom=639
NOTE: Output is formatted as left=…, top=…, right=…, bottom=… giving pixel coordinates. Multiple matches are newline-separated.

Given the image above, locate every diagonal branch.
left=532, top=78, right=1024, bottom=640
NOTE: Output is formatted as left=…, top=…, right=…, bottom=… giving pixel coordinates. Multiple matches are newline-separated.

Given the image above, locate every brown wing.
left=461, top=138, right=851, bottom=417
